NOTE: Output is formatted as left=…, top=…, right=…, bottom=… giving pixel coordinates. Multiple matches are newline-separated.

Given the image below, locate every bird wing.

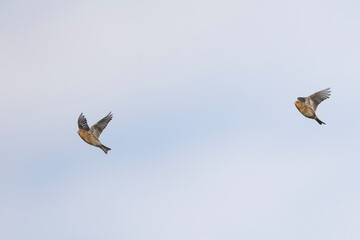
left=306, top=88, right=331, bottom=111
left=78, top=113, right=90, bottom=130
left=90, top=112, right=113, bottom=138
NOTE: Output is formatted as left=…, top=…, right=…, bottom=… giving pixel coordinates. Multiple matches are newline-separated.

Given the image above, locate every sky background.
left=1, top=0, right=360, bottom=239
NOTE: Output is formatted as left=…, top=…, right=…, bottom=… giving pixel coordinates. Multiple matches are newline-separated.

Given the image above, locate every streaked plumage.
left=294, top=88, right=331, bottom=125
left=77, top=112, right=113, bottom=154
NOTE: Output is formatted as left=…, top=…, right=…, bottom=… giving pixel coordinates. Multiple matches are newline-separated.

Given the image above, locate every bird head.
left=297, top=97, right=306, bottom=102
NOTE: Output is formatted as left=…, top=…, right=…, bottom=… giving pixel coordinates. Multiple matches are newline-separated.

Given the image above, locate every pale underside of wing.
left=78, top=113, right=90, bottom=131
left=305, top=88, right=331, bottom=111
left=90, top=112, right=113, bottom=138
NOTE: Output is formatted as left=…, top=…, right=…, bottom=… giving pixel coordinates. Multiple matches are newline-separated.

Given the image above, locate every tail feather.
left=100, top=145, right=111, bottom=154
left=315, top=117, right=325, bottom=125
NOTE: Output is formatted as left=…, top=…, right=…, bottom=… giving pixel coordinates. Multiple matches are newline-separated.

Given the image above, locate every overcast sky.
left=1, top=0, right=360, bottom=239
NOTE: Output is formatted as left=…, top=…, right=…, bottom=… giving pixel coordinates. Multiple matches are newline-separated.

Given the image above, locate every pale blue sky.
left=1, top=0, right=360, bottom=239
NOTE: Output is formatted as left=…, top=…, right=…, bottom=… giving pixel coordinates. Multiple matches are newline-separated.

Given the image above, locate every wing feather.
left=306, top=88, right=331, bottom=111
left=90, top=112, right=113, bottom=138
left=78, top=113, right=90, bottom=130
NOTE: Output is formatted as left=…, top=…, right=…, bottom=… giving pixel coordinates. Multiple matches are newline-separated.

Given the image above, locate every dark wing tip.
left=78, top=112, right=90, bottom=130
left=323, top=87, right=331, bottom=93
left=78, top=112, right=84, bottom=122
left=319, top=87, right=331, bottom=98
left=108, top=111, right=113, bottom=120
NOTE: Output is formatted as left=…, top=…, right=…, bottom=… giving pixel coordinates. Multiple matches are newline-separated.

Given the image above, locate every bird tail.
left=100, top=145, right=111, bottom=154
left=315, top=117, right=326, bottom=125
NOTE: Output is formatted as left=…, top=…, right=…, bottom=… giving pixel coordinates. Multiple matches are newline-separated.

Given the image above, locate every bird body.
left=295, top=101, right=316, bottom=118
left=77, top=112, right=113, bottom=154
left=294, top=88, right=330, bottom=125
left=294, top=101, right=324, bottom=124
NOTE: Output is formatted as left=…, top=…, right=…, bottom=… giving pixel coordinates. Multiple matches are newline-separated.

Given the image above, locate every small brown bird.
left=77, top=112, right=113, bottom=154
left=294, top=88, right=331, bottom=125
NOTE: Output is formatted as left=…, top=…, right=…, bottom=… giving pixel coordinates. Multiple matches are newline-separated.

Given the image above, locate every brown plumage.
left=77, top=112, right=113, bottom=154
left=294, top=88, right=331, bottom=125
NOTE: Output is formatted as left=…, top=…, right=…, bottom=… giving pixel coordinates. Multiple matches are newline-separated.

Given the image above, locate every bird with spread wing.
left=77, top=112, right=113, bottom=154
left=294, top=88, right=331, bottom=125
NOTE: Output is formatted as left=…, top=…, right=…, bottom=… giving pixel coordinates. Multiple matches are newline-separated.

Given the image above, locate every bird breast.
left=78, top=129, right=102, bottom=147
left=295, top=102, right=315, bottom=119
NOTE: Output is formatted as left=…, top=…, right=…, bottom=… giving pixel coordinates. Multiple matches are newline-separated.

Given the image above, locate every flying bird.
left=77, top=112, right=113, bottom=154
left=294, top=88, right=331, bottom=125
